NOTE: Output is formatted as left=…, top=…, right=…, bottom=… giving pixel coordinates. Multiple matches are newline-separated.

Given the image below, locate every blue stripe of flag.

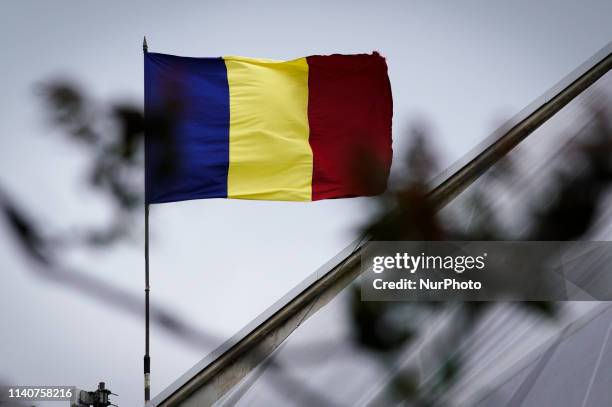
left=145, top=53, right=230, bottom=204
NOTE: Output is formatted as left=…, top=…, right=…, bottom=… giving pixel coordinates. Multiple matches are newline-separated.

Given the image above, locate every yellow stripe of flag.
left=224, top=56, right=313, bottom=201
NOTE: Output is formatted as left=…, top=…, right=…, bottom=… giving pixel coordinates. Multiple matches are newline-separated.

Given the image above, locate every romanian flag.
left=145, top=52, right=393, bottom=203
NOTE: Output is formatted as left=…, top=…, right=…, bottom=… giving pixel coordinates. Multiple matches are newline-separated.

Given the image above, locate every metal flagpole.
left=143, top=35, right=151, bottom=404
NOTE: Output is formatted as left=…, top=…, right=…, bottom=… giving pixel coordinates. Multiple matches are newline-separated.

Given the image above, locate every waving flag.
left=145, top=52, right=393, bottom=203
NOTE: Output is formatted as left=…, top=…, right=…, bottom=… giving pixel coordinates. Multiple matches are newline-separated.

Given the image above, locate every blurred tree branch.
left=350, top=99, right=612, bottom=405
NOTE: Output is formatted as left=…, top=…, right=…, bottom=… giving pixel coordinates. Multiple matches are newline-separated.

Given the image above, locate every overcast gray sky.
left=1, top=1, right=611, bottom=406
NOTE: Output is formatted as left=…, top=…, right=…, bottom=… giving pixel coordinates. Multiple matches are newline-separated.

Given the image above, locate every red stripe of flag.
left=307, top=53, right=393, bottom=200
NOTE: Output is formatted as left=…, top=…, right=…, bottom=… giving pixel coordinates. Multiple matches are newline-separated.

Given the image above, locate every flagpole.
left=143, top=35, right=151, bottom=404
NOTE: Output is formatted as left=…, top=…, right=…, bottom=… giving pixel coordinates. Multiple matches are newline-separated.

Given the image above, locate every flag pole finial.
left=143, top=36, right=148, bottom=53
